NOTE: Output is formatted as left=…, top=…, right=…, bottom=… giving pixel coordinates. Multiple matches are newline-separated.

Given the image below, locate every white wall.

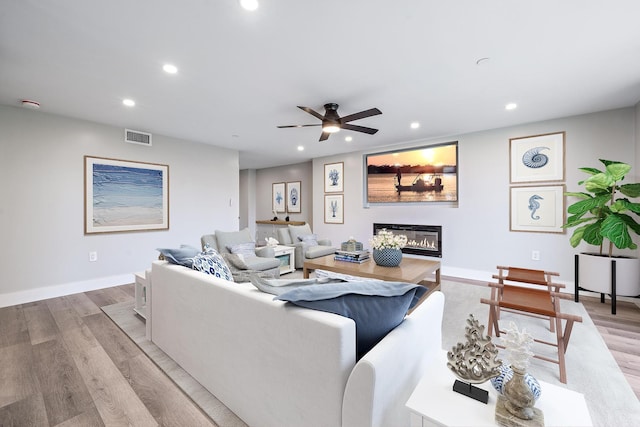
left=312, top=108, right=637, bottom=283
left=252, top=162, right=313, bottom=243
left=0, top=105, right=239, bottom=306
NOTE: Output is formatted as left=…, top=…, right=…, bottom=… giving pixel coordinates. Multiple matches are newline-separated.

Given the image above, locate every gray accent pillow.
left=227, top=242, right=256, bottom=258
left=298, top=234, right=319, bottom=247
left=156, top=245, right=201, bottom=268
left=288, top=224, right=313, bottom=244
left=276, top=281, right=427, bottom=359
left=222, top=253, right=249, bottom=270
left=214, top=228, right=253, bottom=255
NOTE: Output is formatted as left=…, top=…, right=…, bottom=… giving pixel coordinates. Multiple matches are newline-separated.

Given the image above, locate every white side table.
left=272, top=245, right=295, bottom=275
left=134, top=270, right=150, bottom=319
left=406, top=351, right=592, bottom=427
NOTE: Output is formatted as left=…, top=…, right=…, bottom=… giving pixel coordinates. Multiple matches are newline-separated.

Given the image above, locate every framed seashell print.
left=510, top=132, right=565, bottom=183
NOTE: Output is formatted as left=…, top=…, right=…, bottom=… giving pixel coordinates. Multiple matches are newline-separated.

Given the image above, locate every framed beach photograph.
left=364, top=141, right=458, bottom=205
left=510, top=131, right=565, bottom=183
left=324, top=162, right=344, bottom=193
left=286, top=181, right=301, bottom=213
left=272, top=182, right=286, bottom=213
left=324, top=194, right=344, bottom=224
left=510, top=185, right=565, bottom=233
left=85, top=156, right=169, bottom=234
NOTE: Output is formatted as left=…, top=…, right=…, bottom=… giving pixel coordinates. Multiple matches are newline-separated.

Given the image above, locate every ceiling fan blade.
left=341, top=123, right=379, bottom=135
left=319, top=131, right=331, bottom=142
left=339, top=108, right=382, bottom=123
left=298, top=106, right=325, bottom=121
left=277, top=124, right=322, bottom=128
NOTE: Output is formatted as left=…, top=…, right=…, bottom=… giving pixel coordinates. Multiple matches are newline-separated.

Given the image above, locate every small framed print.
left=286, top=181, right=301, bottom=213
left=510, top=185, right=565, bottom=233
left=272, top=182, right=286, bottom=213
left=324, top=162, right=344, bottom=193
left=324, top=194, right=344, bottom=224
left=510, top=132, right=565, bottom=183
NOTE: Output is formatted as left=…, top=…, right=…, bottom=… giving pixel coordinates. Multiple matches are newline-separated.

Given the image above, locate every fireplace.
left=373, top=223, right=442, bottom=258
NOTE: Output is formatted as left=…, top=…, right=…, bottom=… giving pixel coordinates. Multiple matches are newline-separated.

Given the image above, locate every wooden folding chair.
left=481, top=266, right=582, bottom=384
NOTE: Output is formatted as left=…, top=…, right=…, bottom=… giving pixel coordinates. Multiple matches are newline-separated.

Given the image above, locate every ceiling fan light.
left=323, top=124, right=340, bottom=133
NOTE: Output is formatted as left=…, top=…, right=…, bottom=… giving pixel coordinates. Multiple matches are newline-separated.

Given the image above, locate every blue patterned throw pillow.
left=192, top=246, right=234, bottom=282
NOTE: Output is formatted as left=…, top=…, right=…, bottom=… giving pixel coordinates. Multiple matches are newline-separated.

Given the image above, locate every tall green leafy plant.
left=564, top=159, right=640, bottom=256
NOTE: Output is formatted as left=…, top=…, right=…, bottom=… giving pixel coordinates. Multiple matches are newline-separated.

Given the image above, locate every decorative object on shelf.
left=285, top=216, right=289, bottom=221
left=286, top=181, right=301, bottom=213
left=495, top=322, right=544, bottom=426
left=84, top=156, right=169, bottom=234
left=370, top=228, right=407, bottom=267
left=324, top=194, right=344, bottom=224
left=509, top=131, right=565, bottom=183
left=324, top=162, right=344, bottom=193
left=491, top=364, right=541, bottom=401
left=446, top=314, right=502, bottom=404
left=265, top=237, right=279, bottom=247
left=510, top=185, right=565, bottom=234
left=271, top=209, right=278, bottom=221
left=564, top=159, right=640, bottom=313
left=341, top=236, right=363, bottom=252
left=272, top=182, right=286, bottom=213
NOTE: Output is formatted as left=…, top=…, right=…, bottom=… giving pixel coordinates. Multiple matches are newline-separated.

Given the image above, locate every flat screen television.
left=364, top=141, right=458, bottom=205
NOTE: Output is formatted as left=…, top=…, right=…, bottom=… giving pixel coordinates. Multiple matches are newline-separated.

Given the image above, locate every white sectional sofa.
left=150, top=261, right=445, bottom=427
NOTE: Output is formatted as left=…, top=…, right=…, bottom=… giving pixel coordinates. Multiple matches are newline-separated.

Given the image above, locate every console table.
left=406, top=351, right=592, bottom=426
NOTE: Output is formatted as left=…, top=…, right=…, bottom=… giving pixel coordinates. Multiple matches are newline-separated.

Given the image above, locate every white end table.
left=272, top=245, right=295, bottom=275
left=406, top=351, right=592, bottom=427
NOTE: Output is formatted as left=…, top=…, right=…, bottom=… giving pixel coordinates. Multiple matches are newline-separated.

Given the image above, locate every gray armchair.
left=201, top=228, right=280, bottom=281
left=277, top=224, right=336, bottom=269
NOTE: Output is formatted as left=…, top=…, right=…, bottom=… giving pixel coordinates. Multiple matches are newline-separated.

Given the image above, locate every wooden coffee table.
left=303, top=255, right=441, bottom=308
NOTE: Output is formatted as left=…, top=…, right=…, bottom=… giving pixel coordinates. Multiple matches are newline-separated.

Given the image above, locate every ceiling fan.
left=277, top=103, right=382, bottom=141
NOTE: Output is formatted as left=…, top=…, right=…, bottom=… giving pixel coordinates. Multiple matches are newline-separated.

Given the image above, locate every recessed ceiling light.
left=505, top=103, right=518, bottom=110
left=410, top=122, right=420, bottom=129
left=297, top=146, right=304, bottom=151
left=123, top=99, right=135, bottom=107
left=163, top=64, right=178, bottom=74
left=239, top=0, right=259, bottom=11
left=345, top=136, right=353, bottom=142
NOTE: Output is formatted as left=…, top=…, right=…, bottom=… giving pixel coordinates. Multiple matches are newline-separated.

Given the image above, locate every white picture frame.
left=272, top=182, right=286, bottom=213
left=324, top=162, right=344, bottom=193
left=286, top=181, right=301, bottom=213
left=510, top=185, right=565, bottom=233
left=324, top=194, right=344, bottom=224
left=510, top=132, right=565, bottom=183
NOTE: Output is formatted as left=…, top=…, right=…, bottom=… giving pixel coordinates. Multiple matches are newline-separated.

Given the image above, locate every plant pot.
left=578, top=252, right=640, bottom=297
left=372, top=248, right=402, bottom=267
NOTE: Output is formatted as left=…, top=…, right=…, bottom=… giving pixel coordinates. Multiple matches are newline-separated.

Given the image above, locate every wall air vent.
left=125, top=129, right=152, bottom=146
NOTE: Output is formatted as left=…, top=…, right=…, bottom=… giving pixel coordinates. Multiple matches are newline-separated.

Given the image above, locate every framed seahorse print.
left=510, top=185, right=565, bottom=233
left=510, top=132, right=565, bottom=183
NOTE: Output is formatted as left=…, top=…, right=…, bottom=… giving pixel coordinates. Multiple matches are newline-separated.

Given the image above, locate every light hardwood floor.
left=579, top=295, right=640, bottom=399
left=0, top=284, right=216, bottom=427
left=1, top=283, right=638, bottom=426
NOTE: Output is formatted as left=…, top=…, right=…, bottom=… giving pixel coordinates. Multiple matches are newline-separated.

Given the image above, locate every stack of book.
left=334, top=249, right=370, bottom=263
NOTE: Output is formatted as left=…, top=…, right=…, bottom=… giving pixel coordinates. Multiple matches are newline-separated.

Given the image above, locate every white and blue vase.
left=372, top=248, right=402, bottom=267
left=491, top=364, right=541, bottom=401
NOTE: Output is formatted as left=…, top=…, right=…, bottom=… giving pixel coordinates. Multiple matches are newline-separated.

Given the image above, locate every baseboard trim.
left=0, top=274, right=134, bottom=308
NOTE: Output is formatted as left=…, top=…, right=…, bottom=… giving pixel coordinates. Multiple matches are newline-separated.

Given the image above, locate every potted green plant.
left=564, top=159, right=640, bottom=301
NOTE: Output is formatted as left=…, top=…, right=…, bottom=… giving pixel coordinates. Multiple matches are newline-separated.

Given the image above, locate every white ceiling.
left=2, top=1, right=640, bottom=169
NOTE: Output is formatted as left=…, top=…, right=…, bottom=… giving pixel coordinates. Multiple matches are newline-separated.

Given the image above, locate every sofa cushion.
left=214, top=228, right=253, bottom=255
left=244, top=256, right=281, bottom=271
left=228, top=242, right=257, bottom=258
left=305, top=245, right=336, bottom=259
left=288, top=224, right=313, bottom=244
left=157, top=245, right=200, bottom=268
left=298, top=234, right=319, bottom=247
left=276, top=281, right=427, bottom=359
left=192, top=248, right=234, bottom=281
